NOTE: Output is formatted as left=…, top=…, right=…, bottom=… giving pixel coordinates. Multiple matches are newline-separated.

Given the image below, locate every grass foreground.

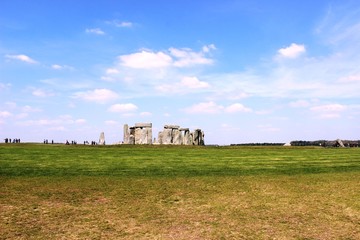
left=1, top=144, right=360, bottom=239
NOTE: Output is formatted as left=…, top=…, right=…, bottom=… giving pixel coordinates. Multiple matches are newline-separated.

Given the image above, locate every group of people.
left=4, top=138, right=20, bottom=143
left=43, top=139, right=54, bottom=144
left=84, top=141, right=100, bottom=145
left=65, top=140, right=78, bottom=145
left=3, top=138, right=102, bottom=145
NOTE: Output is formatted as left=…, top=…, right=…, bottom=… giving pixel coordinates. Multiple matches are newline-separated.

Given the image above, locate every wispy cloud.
left=0, top=111, right=12, bottom=118
left=183, top=101, right=252, bottom=114
left=5, top=54, right=38, bottom=64
left=106, top=20, right=134, bottom=28
left=310, top=103, right=347, bottom=118
left=85, top=28, right=105, bottom=35
left=16, top=115, right=86, bottom=129
left=169, top=45, right=215, bottom=67
left=156, top=76, right=210, bottom=93
left=51, top=64, right=74, bottom=70
left=72, top=89, right=119, bottom=103
left=108, top=103, right=138, bottom=113
left=32, top=88, right=55, bottom=97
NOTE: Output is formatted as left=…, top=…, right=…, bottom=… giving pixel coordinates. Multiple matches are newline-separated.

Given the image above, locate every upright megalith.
left=123, top=124, right=129, bottom=144
left=99, top=132, right=105, bottom=145
left=123, top=123, right=152, bottom=144
left=161, top=127, right=173, bottom=144
left=181, top=128, right=191, bottom=145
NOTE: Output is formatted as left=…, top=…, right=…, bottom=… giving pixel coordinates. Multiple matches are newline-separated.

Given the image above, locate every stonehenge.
left=123, top=123, right=204, bottom=145
left=123, top=123, right=153, bottom=145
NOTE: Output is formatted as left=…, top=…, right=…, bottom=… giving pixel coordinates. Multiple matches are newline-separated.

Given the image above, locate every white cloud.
left=202, top=44, right=216, bottom=53
left=51, top=64, right=63, bottom=70
left=117, top=45, right=215, bottom=70
left=114, top=21, right=133, bottom=27
left=106, top=68, right=120, bottom=74
left=101, top=76, right=115, bottom=82
left=156, top=76, right=210, bottom=93
left=278, top=43, right=306, bottom=58
left=310, top=103, right=347, bottom=118
left=22, top=105, right=42, bottom=113
left=108, top=103, right=138, bottom=113
left=180, top=76, right=210, bottom=89
left=105, top=120, right=118, bottom=125
left=51, top=64, right=74, bottom=70
left=0, top=111, right=12, bottom=118
left=86, top=28, right=105, bottom=35
left=75, top=119, right=86, bottom=124
left=119, top=50, right=172, bottom=69
left=169, top=47, right=214, bottom=67
left=184, top=101, right=252, bottom=114
left=5, top=54, right=38, bottom=64
left=338, top=74, right=360, bottom=83
left=32, top=89, right=55, bottom=97
left=183, top=101, right=224, bottom=114
left=225, top=103, right=252, bottom=113
left=0, top=83, right=11, bottom=91
left=106, top=20, right=133, bottom=28
left=16, top=115, right=86, bottom=128
left=140, top=111, right=152, bottom=116
left=73, top=88, right=119, bottom=103
left=289, top=100, right=311, bottom=108
left=311, top=103, right=347, bottom=112
left=257, top=124, right=280, bottom=132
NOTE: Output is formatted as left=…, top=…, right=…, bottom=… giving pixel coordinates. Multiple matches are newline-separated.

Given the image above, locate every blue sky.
left=1, top=0, right=360, bottom=144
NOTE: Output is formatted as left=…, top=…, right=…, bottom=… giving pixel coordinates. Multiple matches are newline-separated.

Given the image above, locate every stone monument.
left=123, top=123, right=152, bottom=145
left=157, top=125, right=204, bottom=145
left=99, top=132, right=105, bottom=145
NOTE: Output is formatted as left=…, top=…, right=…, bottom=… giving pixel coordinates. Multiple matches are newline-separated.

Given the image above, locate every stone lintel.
left=164, top=124, right=180, bottom=129
left=135, top=123, right=152, bottom=128
left=179, top=128, right=189, bottom=131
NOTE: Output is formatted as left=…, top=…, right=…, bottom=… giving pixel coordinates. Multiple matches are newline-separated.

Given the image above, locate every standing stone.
left=200, top=130, right=205, bottom=145
left=189, top=133, right=193, bottom=145
left=129, top=135, right=135, bottom=145
left=147, top=127, right=152, bottom=144
left=99, top=132, right=105, bottom=145
left=135, top=127, right=142, bottom=144
left=158, top=132, right=163, bottom=144
left=181, top=128, right=191, bottom=145
left=172, top=128, right=181, bottom=145
left=193, top=129, right=199, bottom=145
left=123, top=124, right=129, bottom=144
left=141, top=127, right=148, bottom=144
left=162, top=128, right=172, bottom=144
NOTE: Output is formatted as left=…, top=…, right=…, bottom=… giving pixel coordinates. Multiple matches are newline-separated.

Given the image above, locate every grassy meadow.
left=0, top=144, right=359, bottom=239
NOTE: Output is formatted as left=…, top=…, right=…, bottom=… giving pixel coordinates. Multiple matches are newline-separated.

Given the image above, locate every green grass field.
left=1, top=144, right=359, bottom=239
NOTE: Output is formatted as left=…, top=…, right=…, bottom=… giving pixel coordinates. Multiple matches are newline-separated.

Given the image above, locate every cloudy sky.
left=1, top=0, right=360, bottom=144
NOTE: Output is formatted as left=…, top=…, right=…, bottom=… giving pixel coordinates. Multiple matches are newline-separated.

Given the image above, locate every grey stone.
left=164, top=124, right=180, bottom=129
left=158, top=132, right=163, bottom=144
left=162, top=128, right=172, bottom=144
left=99, top=132, right=105, bottom=145
left=135, top=123, right=152, bottom=128
left=172, top=128, right=182, bottom=145
left=135, top=127, right=142, bottom=144
left=129, top=134, right=135, bottom=145
left=183, top=129, right=191, bottom=145
left=123, top=124, right=129, bottom=144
